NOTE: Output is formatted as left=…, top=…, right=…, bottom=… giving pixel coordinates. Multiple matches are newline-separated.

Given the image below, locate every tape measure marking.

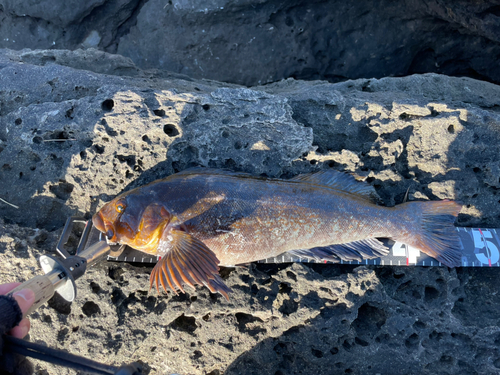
left=95, top=227, right=500, bottom=267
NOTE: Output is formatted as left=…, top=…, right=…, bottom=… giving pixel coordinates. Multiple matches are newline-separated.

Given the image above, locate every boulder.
left=1, top=1, right=500, bottom=85
left=1, top=49, right=500, bottom=374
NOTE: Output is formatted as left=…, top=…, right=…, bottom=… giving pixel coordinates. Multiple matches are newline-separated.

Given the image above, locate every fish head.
left=92, top=192, right=172, bottom=252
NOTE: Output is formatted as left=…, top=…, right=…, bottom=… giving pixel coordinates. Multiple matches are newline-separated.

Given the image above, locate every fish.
left=92, top=168, right=462, bottom=300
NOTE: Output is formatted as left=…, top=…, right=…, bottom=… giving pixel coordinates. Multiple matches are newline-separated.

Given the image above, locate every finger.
left=12, top=289, right=36, bottom=316
left=9, top=318, right=30, bottom=339
left=0, top=282, right=21, bottom=295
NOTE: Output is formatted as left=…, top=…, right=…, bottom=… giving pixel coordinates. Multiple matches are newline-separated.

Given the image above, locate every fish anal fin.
left=150, top=227, right=232, bottom=299
left=288, top=238, right=389, bottom=262
left=290, top=170, right=379, bottom=202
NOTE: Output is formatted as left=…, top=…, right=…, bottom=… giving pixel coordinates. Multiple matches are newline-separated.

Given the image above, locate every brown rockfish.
left=92, top=168, right=461, bottom=300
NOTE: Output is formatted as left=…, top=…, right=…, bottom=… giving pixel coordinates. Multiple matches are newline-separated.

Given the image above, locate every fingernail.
left=13, top=289, right=35, bottom=302
left=19, top=326, right=29, bottom=338
left=17, top=320, right=30, bottom=338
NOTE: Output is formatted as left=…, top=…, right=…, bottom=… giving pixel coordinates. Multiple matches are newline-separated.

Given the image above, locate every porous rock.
left=0, top=48, right=312, bottom=230
left=117, top=0, right=500, bottom=86
left=0, top=49, right=500, bottom=374
left=2, top=0, right=500, bottom=86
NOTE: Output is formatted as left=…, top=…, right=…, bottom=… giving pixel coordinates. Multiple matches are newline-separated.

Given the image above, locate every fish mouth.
left=92, top=211, right=120, bottom=243
left=92, top=211, right=106, bottom=233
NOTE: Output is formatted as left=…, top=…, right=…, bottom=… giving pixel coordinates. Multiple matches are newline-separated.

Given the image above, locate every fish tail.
left=394, top=200, right=462, bottom=267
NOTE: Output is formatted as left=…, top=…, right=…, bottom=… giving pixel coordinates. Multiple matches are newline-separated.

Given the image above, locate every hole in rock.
left=354, top=337, right=369, bottom=347
left=424, top=286, right=439, bottom=302
left=278, top=283, right=292, bottom=294
left=405, top=333, right=419, bottom=349
left=311, top=348, right=324, bottom=358
left=163, top=124, right=179, bottom=137
left=90, top=282, right=101, bottom=293
left=279, top=299, right=298, bottom=315
left=352, top=303, right=387, bottom=337
left=66, top=108, right=74, bottom=119
left=171, top=314, right=197, bottom=333
left=93, top=144, right=105, bottom=154
left=82, top=301, right=101, bottom=316
left=101, top=99, right=114, bottom=111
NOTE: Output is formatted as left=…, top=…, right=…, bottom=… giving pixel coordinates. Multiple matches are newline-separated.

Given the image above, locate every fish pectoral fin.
left=288, top=238, right=389, bottom=262
left=149, top=228, right=232, bottom=300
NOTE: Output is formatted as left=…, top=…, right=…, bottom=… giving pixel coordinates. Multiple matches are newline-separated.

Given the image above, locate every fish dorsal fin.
left=290, top=170, right=378, bottom=202
left=171, top=167, right=268, bottom=181
left=150, top=226, right=232, bottom=300
left=172, top=168, right=378, bottom=202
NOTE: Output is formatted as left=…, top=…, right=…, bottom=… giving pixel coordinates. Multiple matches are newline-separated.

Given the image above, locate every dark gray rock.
left=1, top=1, right=500, bottom=86
left=117, top=0, right=500, bottom=86
left=3, top=48, right=142, bottom=77
left=0, top=0, right=105, bottom=27
left=0, top=0, right=145, bottom=50
left=0, top=49, right=500, bottom=375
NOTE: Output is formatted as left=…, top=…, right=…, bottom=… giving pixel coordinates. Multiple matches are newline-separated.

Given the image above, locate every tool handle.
left=9, top=275, right=56, bottom=317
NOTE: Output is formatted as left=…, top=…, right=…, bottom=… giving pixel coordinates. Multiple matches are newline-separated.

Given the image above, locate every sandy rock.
left=0, top=49, right=500, bottom=374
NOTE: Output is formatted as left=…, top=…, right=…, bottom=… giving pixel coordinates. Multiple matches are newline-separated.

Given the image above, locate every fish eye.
left=116, top=204, right=125, bottom=213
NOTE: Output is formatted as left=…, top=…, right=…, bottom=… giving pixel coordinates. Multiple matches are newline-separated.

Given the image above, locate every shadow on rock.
left=225, top=265, right=500, bottom=375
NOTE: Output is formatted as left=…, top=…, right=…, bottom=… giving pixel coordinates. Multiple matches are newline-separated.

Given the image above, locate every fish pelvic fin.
left=395, top=200, right=462, bottom=267
left=149, top=228, right=232, bottom=300
left=288, top=238, right=389, bottom=263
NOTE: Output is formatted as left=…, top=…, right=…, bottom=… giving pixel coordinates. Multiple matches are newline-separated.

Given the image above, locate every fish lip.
left=92, top=211, right=105, bottom=233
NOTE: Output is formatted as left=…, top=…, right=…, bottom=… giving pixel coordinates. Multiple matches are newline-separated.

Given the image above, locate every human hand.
left=0, top=283, right=35, bottom=338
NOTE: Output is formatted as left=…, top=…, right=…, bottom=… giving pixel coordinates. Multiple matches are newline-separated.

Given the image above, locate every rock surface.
left=1, top=1, right=500, bottom=85
left=0, top=49, right=500, bottom=374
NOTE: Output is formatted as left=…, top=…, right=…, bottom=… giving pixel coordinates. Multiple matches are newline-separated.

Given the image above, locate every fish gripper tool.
left=9, top=217, right=111, bottom=316
left=4, top=217, right=146, bottom=374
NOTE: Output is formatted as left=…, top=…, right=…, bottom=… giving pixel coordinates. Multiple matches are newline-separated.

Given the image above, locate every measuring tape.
left=73, top=218, right=499, bottom=267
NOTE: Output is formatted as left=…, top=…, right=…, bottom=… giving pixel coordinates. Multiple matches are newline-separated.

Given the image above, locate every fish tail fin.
left=394, top=200, right=462, bottom=267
